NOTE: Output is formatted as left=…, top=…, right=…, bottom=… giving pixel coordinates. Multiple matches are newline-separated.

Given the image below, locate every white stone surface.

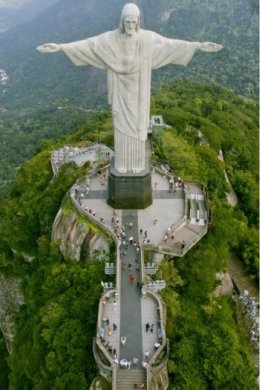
left=37, top=4, right=222, bottom=174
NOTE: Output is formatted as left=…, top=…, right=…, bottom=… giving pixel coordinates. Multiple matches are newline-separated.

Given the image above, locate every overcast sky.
left=0, top=0, right=34, bottom=8
left=0, top=0, right=58, bottom=8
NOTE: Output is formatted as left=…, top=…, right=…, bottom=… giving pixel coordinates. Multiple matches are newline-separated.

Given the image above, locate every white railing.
left=105, top=262, right=116, bottom=275
left=144, top=262, right=157, bottom=275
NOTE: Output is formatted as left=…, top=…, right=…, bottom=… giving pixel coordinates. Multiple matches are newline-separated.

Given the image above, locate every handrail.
left=75, top=167, right=122, bottom=387
left=145, top=291, right=167, bottom=352
left=140, top=245, right=145, bottom=283
left=115, top=243, right=121, bottom=293
left=146, top=365, right=152, bottom=390
left=111, top=365, right=117, bottom=390
left=149, top=339, right=170, bottom=374
left=95, top=291, right=117, bottom=366
left=92, top=337, right=112, bottom=372
left=71, top=178, right=122, bottom=295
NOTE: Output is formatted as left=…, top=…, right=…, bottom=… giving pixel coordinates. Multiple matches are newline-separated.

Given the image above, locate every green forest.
left=0, top=101, right=95, bottom=194
left=0, top=82, right=258, bottom=388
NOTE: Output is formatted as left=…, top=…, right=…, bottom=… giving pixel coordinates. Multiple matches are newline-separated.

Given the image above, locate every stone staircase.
left=116, top=369, right=146, bottom=389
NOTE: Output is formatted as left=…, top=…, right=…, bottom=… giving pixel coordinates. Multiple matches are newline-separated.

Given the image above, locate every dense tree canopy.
left=151, top=81, right=258, bottom=279
left=0, top=81, right=258, bottom=388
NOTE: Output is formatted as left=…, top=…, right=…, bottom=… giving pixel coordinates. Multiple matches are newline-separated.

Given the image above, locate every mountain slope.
left=0, top=82, right=258, bottom=389
left=0, top=0, right=258, bottom=111
left=0, top=0, right=59, bottom=31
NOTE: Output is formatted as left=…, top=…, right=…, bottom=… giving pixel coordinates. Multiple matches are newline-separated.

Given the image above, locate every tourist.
left=144, top=351, right=150, bottom=359
left=113, top=351, right=118, bottom=359
left=121, top=336, right=126, bottom=346
left=130, top=274, right=135, bottom=283
left=120, top=358, right=128, bottom=367
left=145, top=322, right=150, bottom=332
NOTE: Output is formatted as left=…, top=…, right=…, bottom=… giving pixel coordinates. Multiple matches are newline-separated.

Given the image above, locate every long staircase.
left=116, top=369, right=146, bottom=389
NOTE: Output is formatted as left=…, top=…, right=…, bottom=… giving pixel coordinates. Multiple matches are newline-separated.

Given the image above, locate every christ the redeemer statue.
left=37, top=3, right=222, bottom=174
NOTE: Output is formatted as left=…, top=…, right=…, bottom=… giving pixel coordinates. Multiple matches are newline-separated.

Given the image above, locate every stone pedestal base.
left=107, top=160, right=152, bottom=209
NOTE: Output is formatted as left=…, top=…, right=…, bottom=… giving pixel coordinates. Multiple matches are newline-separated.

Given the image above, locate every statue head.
left=120, top=3, right=140, bottom=34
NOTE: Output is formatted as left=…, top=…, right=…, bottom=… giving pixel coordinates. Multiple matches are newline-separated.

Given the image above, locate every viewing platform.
left=71, top=165, right=209, bottom=258
left=66, top=161, right=209, bottom=389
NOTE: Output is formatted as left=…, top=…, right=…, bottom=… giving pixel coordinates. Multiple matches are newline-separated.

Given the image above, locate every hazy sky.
left=0, top=0, right=34, bottom=8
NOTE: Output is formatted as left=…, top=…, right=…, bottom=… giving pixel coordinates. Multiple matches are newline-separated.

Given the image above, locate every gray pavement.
left=119, top=210, right=143, bottom=368
left=80, top=170, right=186, bottom=247
left=76, top=167, right=207, bottom=374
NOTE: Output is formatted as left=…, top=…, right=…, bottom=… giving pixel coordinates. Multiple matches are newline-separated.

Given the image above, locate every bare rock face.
left=213, top=272, right=234, bottom=297
left=52, top=206, right=110, bottom=261
left=0, top=273, right=23, bottom=353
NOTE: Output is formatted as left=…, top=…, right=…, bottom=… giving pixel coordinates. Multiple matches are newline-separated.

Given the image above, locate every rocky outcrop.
left=0, top=273, right=23, bottom=353
left=52, top=205, right=110, bottom=261
left=213, top=272, right=233, bottom=297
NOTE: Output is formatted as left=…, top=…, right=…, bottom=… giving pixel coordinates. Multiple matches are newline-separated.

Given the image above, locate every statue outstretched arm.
left=151, top=31, right=223, bottom=69
left=36, top=43, right=62, bottom=53
left=198, top=42, right=223, bottom=52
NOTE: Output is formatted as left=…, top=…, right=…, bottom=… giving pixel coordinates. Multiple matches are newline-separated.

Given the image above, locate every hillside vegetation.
left=150, top=82, right=258, bottom=388
left=0, top=101, right=96, bottom=194
left=0, top=82, right=258, bottom=388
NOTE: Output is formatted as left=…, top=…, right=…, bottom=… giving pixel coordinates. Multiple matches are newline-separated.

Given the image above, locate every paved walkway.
left=119, top=210, right=143, bottom=368
left=79, top=170, right=187, bottom=246
left=74, top=168, right=207, bottom=378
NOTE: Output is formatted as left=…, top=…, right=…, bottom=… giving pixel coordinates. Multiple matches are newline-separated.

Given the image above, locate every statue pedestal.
left=107, top=160, right=152, bottom=209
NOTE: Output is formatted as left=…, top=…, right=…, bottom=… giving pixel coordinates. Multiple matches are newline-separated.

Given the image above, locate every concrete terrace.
left=74, top=168, right=208, bottom=257
left=70, top=164, right=208, bottom=388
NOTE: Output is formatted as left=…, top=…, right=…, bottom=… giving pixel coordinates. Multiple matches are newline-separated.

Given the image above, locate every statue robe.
left=60, top=29, right=199, bottom=172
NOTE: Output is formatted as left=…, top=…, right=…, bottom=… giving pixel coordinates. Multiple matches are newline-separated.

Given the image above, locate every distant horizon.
left=0, top=0, right=34, bottom=8
left=0, top=0, right=58, bottom=9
